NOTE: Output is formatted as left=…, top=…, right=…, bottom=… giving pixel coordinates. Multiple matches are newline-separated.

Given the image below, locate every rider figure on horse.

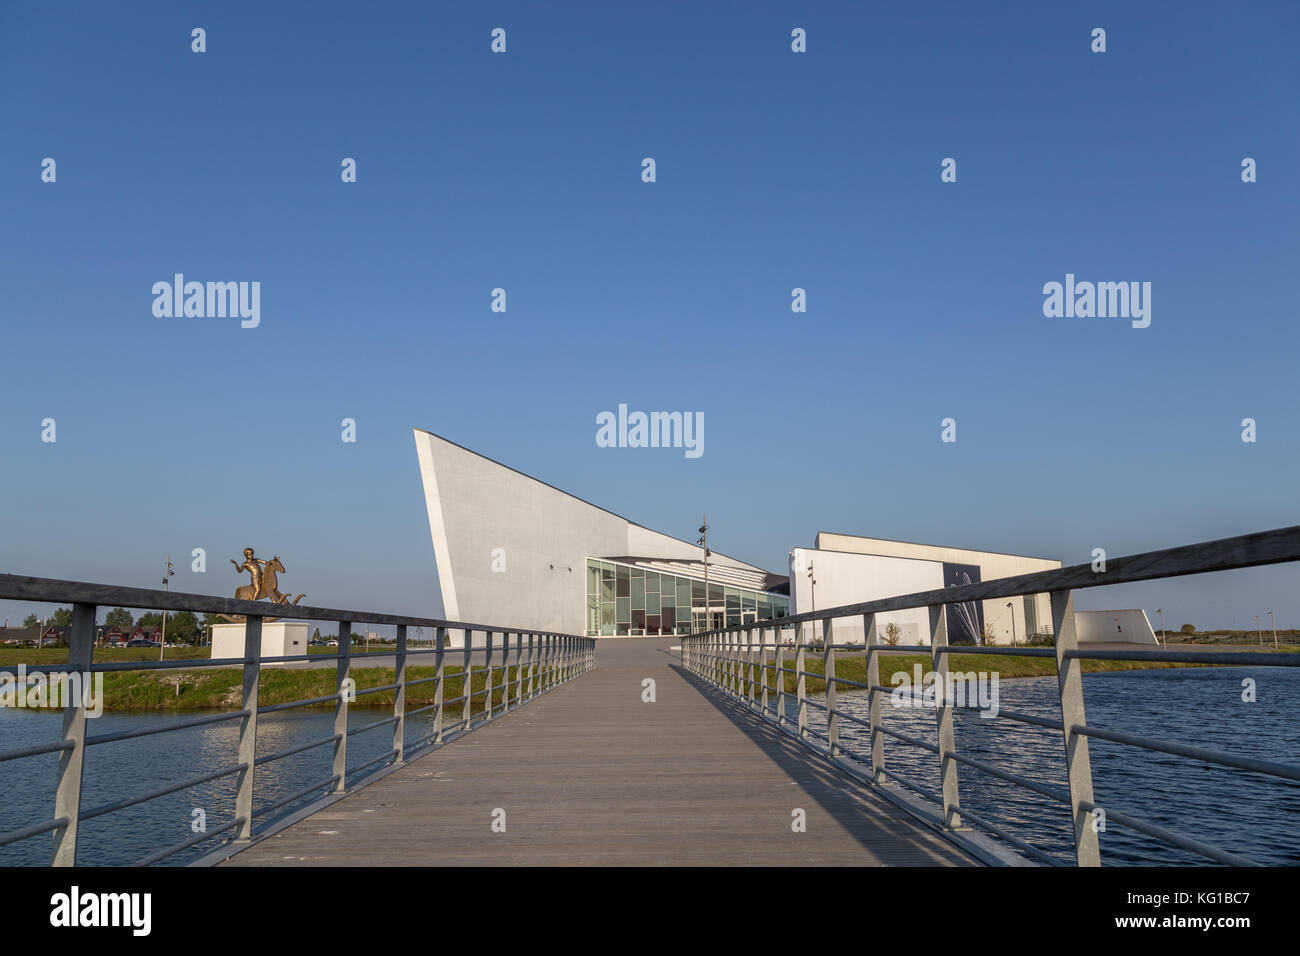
left=231, top=547, right=267, bottom=599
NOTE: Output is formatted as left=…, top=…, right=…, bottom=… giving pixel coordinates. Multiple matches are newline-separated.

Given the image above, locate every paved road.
left=224, top=638, right=973, bottom=866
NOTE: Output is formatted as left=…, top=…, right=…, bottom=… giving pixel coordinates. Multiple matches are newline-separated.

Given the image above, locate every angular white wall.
left=414, top=429, right=766, bottom=636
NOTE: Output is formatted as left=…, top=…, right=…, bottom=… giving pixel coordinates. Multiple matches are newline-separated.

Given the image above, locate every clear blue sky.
left=2, top=1, right=1297, bottom=630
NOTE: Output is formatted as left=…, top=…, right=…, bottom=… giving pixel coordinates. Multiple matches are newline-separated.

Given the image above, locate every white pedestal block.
left=211, top=621, right=310, bottom=667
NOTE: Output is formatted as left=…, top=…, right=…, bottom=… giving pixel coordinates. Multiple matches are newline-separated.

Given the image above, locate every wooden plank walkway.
left=224, top=638, right=973, bottom=866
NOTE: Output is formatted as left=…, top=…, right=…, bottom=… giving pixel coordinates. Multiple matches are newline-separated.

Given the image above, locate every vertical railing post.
left=484, top=630, right=495, bottom=718
left=393, top=624, right=407, bottom=763
left=501, top=632, right=512, bottom=713
left=52, top=601, right=95, bottom=865
left=234, top=614, right=262, bottom=841
left=864, top=612, right=885, bottom=784
left=433, top=626, right=446, bottom=744
left=461, top=629, right=473, bottom=730
left=773, top=629, right=785, bottom=725
left=930, top=604, right=961, bottom=829
left=760, top=627, right=770, bottom=715
left=527, top=633, right=536, bottom=699
left=1052, top=589, right=1100, bottom=866
left=823, top=617, right=838, bottom=756
left=748, top=629, right=759, bottom=702
left=332, top=618, right=351, bottom=793
left=796, top=623, right=807, bottom=739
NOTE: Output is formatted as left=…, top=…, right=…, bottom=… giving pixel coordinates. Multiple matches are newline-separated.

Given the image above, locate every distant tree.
left=201, top=613, right=225, bottom=629
left=49, top=607, right=73, bottom=627
left=22, top=614, right=39, bottom=628
left=1180, top=623, right=1196, bottom=635
left=883, top=622, right=902, bottom=646
left=138, top=611, right=164, bottom=628
left=165, top=610, right=199, bottom=645
left=104, top=607, right=134, bottom=628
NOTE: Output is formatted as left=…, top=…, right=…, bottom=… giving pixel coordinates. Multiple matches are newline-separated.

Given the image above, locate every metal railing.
left=0, top=573, right=595, bottom=866
left=682, top=525, right=1300, bottom=866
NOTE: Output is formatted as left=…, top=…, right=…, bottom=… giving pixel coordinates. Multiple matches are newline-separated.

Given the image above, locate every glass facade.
left=586, top=558, right=789, bottom=636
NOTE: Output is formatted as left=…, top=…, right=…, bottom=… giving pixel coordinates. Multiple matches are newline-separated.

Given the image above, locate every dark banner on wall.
left=943, top=562, right=984, bottom=643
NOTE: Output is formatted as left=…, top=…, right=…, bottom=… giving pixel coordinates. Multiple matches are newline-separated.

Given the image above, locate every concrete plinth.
left=211, top=621, right=309, bottom=666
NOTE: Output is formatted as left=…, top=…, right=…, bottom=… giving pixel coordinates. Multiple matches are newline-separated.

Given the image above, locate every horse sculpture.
left=219, top=550, right=306, bottom=622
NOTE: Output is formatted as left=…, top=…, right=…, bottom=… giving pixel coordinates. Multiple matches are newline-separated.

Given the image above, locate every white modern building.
left=414, top=428, right=1155, bottom=645
left=414, top=429, right=789, bottom=638
left=790, top=535, right=1059, bottom=646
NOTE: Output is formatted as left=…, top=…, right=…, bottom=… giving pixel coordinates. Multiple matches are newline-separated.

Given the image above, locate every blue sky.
left=2, top=1, right=1297, bottom=630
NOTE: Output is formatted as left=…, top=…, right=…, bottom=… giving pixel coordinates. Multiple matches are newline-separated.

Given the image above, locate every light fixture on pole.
left=160, top=555, right=175, bottom=660
left=1267, top=610, right=1277, bottom=649
left=697, top=517, right=710, bottom=633
left=1006, top=601, right=1017, bottom=647
left=1155, top=608, right=1164, bottom=647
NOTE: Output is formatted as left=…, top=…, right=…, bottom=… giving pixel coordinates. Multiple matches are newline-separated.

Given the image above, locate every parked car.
left=126, top=638, right=155, bottom=647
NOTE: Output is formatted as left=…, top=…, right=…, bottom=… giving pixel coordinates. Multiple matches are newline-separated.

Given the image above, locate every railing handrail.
left=0, top=582, right=597, bottom=867
left=678, top=524, right=1300, bottom=868
left=694, top=523, right=1300, bottom=635
left=0, top=573, right=588, bottom=640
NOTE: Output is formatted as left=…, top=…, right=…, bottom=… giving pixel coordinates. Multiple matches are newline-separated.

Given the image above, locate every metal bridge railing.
left=0, top=574, right=595, bottom=866
left=681, top=524, right=1300, bottom=866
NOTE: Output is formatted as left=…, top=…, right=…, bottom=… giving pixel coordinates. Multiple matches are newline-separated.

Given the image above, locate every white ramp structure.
left=1073, top=609, right=1160, bottom=645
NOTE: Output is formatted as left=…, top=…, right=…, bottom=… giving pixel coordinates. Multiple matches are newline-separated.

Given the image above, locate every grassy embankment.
left=730, top=645, right=1299, bottom=696
left=0, top=647, right=529, bottom=714
left=2, top=642, right=1294, bottom=712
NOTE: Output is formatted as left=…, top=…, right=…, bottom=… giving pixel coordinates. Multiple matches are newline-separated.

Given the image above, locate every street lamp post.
left=1156, top=608, right=1164, bottom=647
left=1255, top=615, right=1262, bottom=647
left=1006, top=601, right=1017, bottom=647
left=161, top=556, right=175, bottom=660
left=697, top=517, right=710, bottom=633
left=1267, top=611, right=1277, bottom=649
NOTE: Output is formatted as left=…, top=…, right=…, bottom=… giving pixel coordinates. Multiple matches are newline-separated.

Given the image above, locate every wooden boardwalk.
left=224, top=638, right=973, bottom=866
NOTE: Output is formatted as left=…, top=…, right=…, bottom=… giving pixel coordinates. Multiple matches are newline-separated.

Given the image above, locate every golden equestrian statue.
left=217, top=547, right=307, bottom=622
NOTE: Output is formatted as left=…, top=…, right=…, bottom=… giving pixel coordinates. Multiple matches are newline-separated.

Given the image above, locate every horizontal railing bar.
left=252, top=775, right=341, bottom=824
left=691, top=524, right=1300, bottom=635
left=404, top=675, right=439, bottom=687
left=873, top=764, right=940, bottom=803
left=80, top=762, right=247, bottom=821
left=258, top=694, right=340, bottom=715
left=949, top=752, right=1071, bottom=803
left=403, top=701, right=439, bottom=718
left=86, top=710, right=249, bottom=747
left=0, top=738, right=74, bottom=762
left=1064, top=649, right=1299, bottom=667
left=949, top=803, right=1068, bottom=867
left=347, top=749, right=398, bottom=777
left=877, top=724, right=940, bottom=754
left=1074, top=723, right=1300, bottom=782
left=867, top=645, right=932, bottom=655
left=255, top=733, right=341, bottom=766
left=346, top=715, right=398, bottom=737
left=826, top=707, right=872, bottom=730
left=0, top=816, right=70, bottom=848
left=935, top=644, right=1057, bottom=658
left=1078, top=800, right=1259, bottom=867
left=354, top=682, right=401, bottom=698
left=132, top=816, right=245, bottom=867
left=0, top=572, right=591, bottom=638
left=91, top=657, right=247, bottom=672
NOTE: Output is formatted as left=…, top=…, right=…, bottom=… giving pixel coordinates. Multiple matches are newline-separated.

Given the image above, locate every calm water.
left=2, top=667, right=1297, bottom=865
left=805, top=666, right=1300, bottom=865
